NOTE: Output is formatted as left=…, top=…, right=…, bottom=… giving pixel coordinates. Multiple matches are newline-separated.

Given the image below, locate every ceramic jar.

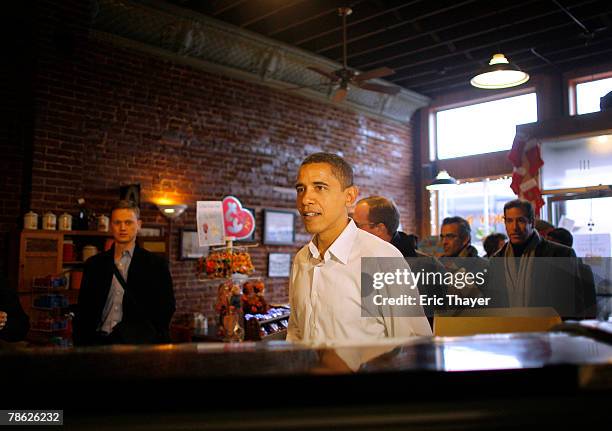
left=24, top=211, right=38, bottom=230
left=58, top=213, right=73, bottom=231
left=43, top=212, right=57, bottom=230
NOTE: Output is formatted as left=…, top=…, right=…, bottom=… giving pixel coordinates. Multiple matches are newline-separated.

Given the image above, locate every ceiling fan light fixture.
left=470, top=53, right=530, bottom=89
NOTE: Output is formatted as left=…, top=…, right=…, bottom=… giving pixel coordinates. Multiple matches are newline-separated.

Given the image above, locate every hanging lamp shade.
left=426, top=170, right=457, bottom=191
left=470, top=53, right=529, bottom=89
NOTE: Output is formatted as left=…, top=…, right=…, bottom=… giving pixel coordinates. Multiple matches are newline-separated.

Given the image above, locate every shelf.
left=31, top=306, right=66, bottom=311
left=23, top=252, right=59, bottom=257
left=260, top=329, right=287, bottom=341
left=63, top=261, right=85, bottom=265
left=197, top=275, right=260, bottom=283
left=30, top=327, right=68, bottom=333
left=62, top=230, right=112, bottom=237
left=254, top=313, right=290, bottom=326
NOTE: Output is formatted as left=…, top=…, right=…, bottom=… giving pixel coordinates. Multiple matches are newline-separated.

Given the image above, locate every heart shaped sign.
left=222, top=196, right=255, bottom=240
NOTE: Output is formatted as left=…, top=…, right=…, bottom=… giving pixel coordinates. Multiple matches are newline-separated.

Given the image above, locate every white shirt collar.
left=307, top=219, right=358, bottom=265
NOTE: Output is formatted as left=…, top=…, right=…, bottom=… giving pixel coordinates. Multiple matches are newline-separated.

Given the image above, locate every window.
left=432, top=178, right=515, bottom=254
left=434, top=93, right=538, bottom=160
left=575, top=76, right=612, bottom=115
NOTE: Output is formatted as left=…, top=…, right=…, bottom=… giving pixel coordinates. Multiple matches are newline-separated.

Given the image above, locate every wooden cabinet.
left=18, top=231, right=63, bottom=292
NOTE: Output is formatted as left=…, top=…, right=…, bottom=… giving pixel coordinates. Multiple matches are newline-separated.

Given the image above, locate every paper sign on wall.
left=574, top=233, right=611, bottom=258
left=196, top=201, right=225, bottom=246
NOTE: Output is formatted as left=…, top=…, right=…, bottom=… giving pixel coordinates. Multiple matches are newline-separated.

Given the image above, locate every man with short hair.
left=353, top=196, right=421, bottom=258
left=440, top=217, right=479, bottom=258
left=483, top=233, right=507, bottom=258
left=73, top=200, right=176, bottom=345
left=487, top=199, right=584, bottom=318
left=287, top=153, right=431, bottom=344
left=439, top=217, right=488, bottom=299
left=353, top=196, right=444, bottom=321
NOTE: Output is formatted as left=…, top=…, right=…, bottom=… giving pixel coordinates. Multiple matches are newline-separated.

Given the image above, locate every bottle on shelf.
left=75, top=198, right=89, bottom=230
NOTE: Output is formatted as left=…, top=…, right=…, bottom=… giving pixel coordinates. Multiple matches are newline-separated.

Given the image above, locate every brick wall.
left=3, top=1, right=418, bottom=326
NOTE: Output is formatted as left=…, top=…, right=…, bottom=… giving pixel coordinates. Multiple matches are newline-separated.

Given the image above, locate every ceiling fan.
left=307, top=7, right=401, bottom=103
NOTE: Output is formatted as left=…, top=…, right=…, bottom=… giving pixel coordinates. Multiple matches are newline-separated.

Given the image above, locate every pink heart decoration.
left=222, top=196, right=255, bottom=240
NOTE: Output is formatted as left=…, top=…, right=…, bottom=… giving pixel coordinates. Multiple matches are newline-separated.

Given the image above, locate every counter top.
left=2, top=331, right=612, bottom=429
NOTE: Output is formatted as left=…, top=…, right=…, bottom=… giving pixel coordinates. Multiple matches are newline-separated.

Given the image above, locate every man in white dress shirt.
left=287, top=153, right=431, bottom=345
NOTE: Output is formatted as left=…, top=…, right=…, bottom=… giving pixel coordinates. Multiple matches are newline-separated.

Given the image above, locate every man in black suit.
left=487, top=199, right=584, bottom=318
left=73, top=200, right=175, bottom=346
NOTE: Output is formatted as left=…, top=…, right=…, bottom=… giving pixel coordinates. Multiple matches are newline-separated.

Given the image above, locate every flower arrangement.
left=198, top=249, right=254, bottom=279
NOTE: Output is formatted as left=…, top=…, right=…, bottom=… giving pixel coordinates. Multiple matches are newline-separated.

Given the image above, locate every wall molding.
left=92, top=0, right=430, bottom=124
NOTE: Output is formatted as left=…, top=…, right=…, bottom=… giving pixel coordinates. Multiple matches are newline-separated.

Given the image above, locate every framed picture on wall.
left=268, top=252, right=291, bottom=278
left=180, top=229, right=210, bottom=260
left=263, top=209, right=295, bottom=245
left=119, top=184, right=141, bottom=208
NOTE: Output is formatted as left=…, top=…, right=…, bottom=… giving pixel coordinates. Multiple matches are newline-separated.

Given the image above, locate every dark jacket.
left=73, top=245, right=175, bottom=346
left=391, top=231, right=419, bottom=258
left=486, top=235, right=585, bottom=318
left=0, top=272, right=30, bottom=342
left=392, top=231, right=446, bottom=320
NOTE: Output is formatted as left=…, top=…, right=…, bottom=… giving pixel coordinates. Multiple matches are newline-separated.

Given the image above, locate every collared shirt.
left=287, top=219, right=431, bottom=345
left=99, top=246, right=134, bottom=334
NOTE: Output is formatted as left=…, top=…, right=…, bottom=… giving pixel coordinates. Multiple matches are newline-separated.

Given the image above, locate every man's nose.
left=300, top=189, right=314, bottom=205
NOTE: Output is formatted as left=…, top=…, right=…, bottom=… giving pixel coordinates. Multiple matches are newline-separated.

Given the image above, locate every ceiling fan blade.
left=285, top=82, right=329, bottom=91
left=353, top=67, right=395, bottom=82
left=356, top=82, right=401, bottom=95
left=332, top=87, right=348, bottom=103
left=307, top=66, right=339, bottom=81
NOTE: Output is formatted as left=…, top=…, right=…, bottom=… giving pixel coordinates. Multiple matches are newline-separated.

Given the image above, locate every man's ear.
left=137, top=219, right=142, bottom=230
left=345, top=185, right=359, bottom=207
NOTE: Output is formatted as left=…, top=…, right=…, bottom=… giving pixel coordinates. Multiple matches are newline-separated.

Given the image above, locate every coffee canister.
left=43, top=212, right=57, bottom=230
left=97, top=214, right=109, bottom=232
left=24, top=211, right=38, bottom=230
left=58, top=213, right=73, bottom=231
left=63, top=240, right=75, bottom=262
left=82, top=245, right=98, bottom=261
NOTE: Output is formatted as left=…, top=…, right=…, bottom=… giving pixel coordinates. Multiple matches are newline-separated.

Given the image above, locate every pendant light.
left=426, top=170, right=457, bottom=191
left=470, top=53, right=529, bottom=89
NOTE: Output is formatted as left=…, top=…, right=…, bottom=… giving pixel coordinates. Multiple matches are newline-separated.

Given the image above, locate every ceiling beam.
left=239, top=0, right=309, bottom=28
left=317, top=0, right=480, bottom=54
left=354, top=2, right=602, bottom=71
left=292, top=0, right=424, bottom=46
left=340, top=0, right=536, bottom=62
left=212, top=0, right=248, bottom=16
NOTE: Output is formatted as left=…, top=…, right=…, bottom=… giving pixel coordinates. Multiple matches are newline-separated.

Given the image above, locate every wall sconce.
left=157, top=204, right=187, bottom=219
left=426, top=170, right=457, bottom=191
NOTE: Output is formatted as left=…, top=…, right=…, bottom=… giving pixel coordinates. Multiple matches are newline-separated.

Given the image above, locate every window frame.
left=567, top=71, right=612, bottom=116
left=430, top=87, right=537, bottom=161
